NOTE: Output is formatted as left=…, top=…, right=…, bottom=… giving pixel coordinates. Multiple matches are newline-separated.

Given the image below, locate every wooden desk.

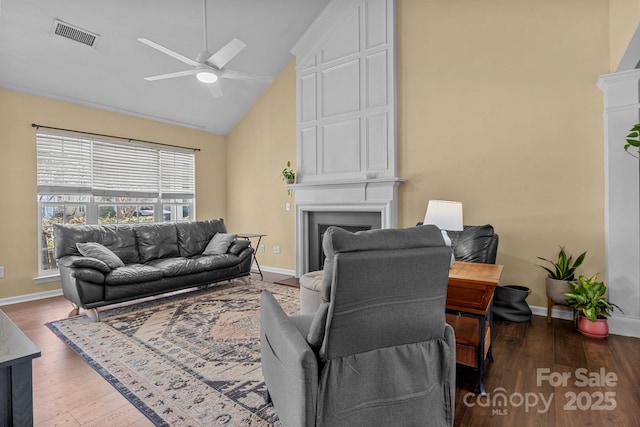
left=0, top=310, right=41, bottom=426
left=446, top=261, right=503, bottom=395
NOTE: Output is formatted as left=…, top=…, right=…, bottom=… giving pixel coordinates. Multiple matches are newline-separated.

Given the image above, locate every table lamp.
left=423, top=200, right=464, bottom=232
left=424, top=200, right=463, bottom=266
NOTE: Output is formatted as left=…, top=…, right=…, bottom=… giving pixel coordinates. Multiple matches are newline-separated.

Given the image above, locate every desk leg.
left=487, top=302, right=494, bottom=363
left=11, top=360, right=35, bottom=427
left=478, top=316, right=487, bottom=396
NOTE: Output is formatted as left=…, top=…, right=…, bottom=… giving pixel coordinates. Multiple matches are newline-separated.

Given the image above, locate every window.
left=37, top=131, right=195, bottom=275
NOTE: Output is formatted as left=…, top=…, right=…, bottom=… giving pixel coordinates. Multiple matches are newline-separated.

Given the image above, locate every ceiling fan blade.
left=143, top=69, right=198, bottom=81
left=219, top=68, right=274, bottom=83
left=206, top=38, right=247, bottom=69
left=207, top=80, right=223, bottom=98
left=138, top=38, right=199, bottom=67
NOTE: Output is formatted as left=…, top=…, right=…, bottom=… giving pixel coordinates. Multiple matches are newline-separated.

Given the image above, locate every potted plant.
left=537, top=246, right=587, bottom=305
left=281, top=161, right=295, bottom=184
left=563, top=274, right=622, bottom=338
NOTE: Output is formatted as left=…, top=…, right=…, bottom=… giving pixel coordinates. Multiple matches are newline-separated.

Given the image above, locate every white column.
left=597, top=69, right=640, bottom=337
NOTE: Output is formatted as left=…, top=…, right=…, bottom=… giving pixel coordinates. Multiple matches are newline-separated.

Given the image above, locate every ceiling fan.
left=138, top=0, right=273, bottom=98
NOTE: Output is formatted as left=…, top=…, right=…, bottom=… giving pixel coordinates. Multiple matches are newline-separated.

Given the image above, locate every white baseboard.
left=530, top=304, right=574, bottom=321
left=608, top=314, right=640, bottom=338
left=0, top=288, right=63, bottom=307
left=529, top=304, right=640, bottom=338
left=254, top=265, right=296, bottom=277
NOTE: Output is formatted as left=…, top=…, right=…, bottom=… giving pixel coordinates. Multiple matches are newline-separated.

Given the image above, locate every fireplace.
left=307, top=211, right=381, bottom=271
left=291, top=178, right=402, bottom=276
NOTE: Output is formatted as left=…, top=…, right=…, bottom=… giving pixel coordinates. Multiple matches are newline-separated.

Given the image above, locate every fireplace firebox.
left=307, top=211, right=381, bottom=272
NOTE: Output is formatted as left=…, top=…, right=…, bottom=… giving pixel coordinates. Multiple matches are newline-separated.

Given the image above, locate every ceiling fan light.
left=196, top=70, right=218, bottom=83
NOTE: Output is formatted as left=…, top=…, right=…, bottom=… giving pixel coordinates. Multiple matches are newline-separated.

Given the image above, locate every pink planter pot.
left=577, top=316, right=609, bottom=338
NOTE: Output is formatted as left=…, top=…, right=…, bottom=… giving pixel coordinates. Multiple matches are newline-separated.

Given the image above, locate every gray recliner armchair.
left=260, top=225, right=456, bottom=426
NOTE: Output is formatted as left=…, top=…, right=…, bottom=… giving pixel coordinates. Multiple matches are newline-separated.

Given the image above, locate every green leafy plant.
left=281, top=161, right=295, bottom=181
left=563, top=274, right=622, bottom=322
left=537, top=246, right=586, bottom=280
left=625, top=123, right=640, bottom=158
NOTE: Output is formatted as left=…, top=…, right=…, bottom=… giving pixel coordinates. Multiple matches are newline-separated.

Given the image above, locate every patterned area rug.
left=47, top=280, right=299, bottom=426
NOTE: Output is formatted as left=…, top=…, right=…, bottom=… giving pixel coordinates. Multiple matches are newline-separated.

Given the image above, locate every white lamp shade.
left=423, top=200, right=464, bottom=231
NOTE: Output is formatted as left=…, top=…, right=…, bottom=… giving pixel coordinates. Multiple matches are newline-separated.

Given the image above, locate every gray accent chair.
left=260, top=225, right=456, bottom=426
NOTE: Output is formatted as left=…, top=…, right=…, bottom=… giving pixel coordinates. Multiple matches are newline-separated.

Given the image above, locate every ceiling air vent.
left=52, top=19, right=100, bottom=48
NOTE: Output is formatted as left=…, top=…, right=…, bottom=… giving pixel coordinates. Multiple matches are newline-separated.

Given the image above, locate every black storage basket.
left=492, top=285, right=532, bottom=322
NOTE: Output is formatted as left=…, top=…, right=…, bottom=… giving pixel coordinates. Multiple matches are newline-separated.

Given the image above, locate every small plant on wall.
left=281, top=160, right=295, bottom=195
left=281, top=161, right=295, bottom=183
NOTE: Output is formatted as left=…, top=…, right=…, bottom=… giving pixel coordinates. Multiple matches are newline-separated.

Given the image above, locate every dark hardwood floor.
left=3, top=272, right=639, bottom=426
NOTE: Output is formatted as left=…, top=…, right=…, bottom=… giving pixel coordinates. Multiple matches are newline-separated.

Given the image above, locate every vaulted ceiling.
left=0, top=0, right=330, bottom=134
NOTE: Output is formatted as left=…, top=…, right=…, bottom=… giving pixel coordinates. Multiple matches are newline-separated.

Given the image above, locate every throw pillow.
left=202, top=233, right=237, bottom=255
left=76, top=242, right=125, bottom=269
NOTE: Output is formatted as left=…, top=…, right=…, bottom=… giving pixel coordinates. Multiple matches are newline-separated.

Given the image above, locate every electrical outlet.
left=285, top=202, right=291, bottom=211
left=259, top=244, right=265, bottom=253
left=273, top=246, right=280, bottom=254
left=0, top=266, right=4, bottom=278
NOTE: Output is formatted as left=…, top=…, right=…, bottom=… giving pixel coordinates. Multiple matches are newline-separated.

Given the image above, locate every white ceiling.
left=0, top=0, right=330, bottom=135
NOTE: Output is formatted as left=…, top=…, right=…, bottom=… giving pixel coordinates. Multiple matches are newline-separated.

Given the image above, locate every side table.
left=1, top=309, right=41, bottom=426
left=445, top=261, right=503, bottom=395
left=237, top=233, right=267, bottom=280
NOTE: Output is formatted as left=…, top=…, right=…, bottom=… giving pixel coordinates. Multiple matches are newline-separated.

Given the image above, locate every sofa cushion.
left=53, top=223, right=140, bottom=264
left=146, top=257, right=206, bottom=277
left=193, top=254, right=239, bottom=271
left=76, top=242, right=125, bottom=269
left=203, top=233, right=237, bottom=255
left=104, top=264, right=164, bottom=286
left=176, top=218, right=227, bottom=257
left=134, top=223, right=180, bottom=263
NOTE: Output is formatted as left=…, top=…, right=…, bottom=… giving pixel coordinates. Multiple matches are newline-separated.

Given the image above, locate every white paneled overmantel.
left=291, top=0, right=397, bottom=183
left=290, top=0, right=401, bottom=276
left=597, top=68, right=640, bottom=338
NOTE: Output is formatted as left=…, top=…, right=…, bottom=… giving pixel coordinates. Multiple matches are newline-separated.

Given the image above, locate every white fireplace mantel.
left=291, top=177, right=404, bottom=276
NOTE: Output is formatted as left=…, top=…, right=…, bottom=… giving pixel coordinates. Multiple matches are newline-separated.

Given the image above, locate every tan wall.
left=609, top=0, right=640, bottom=70
left=0, top=88, right=226, bottom=299
left=228, top=0, right=622, bottom=309
left=226, top=61, right=297, bottom=271
left=396, top=0, right=610, bottom=307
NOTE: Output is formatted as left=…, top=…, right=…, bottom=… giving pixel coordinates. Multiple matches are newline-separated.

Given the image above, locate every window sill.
left=34, top=273, right=60, bottom=285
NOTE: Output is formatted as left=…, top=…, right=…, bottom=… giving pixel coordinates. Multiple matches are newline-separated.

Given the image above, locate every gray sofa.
left=54, top=219, right=253, bottom=321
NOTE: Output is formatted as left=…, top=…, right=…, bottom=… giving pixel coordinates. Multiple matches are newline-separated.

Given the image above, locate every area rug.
left=46, top=280, right=299, bottom=426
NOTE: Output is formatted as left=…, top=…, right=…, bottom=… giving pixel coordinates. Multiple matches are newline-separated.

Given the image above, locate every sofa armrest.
left=260, top=291, right=318, bottom=427
left=58, top=258, right=85, bottom=308
left=228, top=239, right=251, bottom=255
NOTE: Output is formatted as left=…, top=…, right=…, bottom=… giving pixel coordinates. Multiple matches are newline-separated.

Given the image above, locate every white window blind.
left=160, top=150, right=196, bottom=199
left=36, top=133, right=92, bottom=194
left=92, top=141, right=160, bottom=198
left=36, top=131, right=195, bottom=198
